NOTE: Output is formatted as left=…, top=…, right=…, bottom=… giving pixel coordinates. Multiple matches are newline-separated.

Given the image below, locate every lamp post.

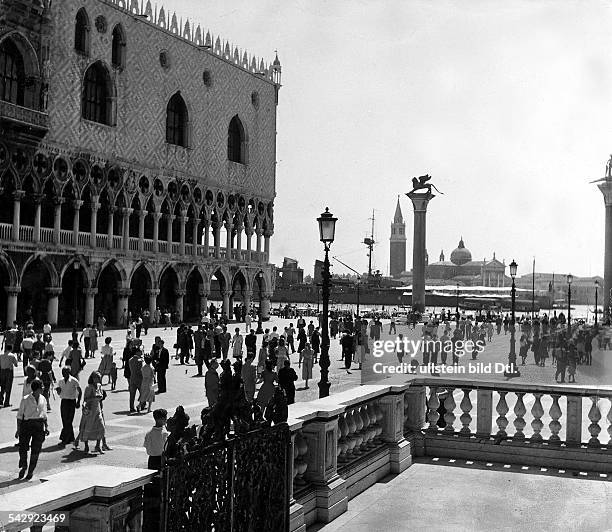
left=595, top=279, right=599, bottom=326
left=567, top=273, right=573, bottom=337
left=455, top=283, right=459, bottom=323
left=256, top=271, right=264, bottom=334
left=504, top=260, right=520, bottom=378
left=317, top=207, right=337, bottom=399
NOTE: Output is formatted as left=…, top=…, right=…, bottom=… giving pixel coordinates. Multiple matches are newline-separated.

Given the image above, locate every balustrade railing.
left=337, top=399, right=384, bottom=472
left=77, top=232, right=90, bottom=247
left=0, top=223, right=11, bottom=240
left=112, top=235, right=122, bottom=249
left=185, top=243, right=194, bottom=255
left=171, top=243, right=180, bottom=255
left=96, top=234, right=108, bottom=247
left=59, top=229, right=72, bottom=246
left=18, top=225, right=33, bottom=242
left=158, top=241, right=168, bottom=254
left=143, top=238, right=154, bottom=252
left=40, top=227, right=54, bottom=244
left=129, top=237, right=139, bottom=251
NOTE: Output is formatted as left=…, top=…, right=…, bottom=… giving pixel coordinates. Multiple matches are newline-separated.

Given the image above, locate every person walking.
left=241, top=356, right=257, bottom=402
left=232, top=328, right=244, bottom=360
left=128, top=349, right=143, bottom=413
left=97, top=315, right=106, bottom=337
left=138, top=357, right=155, bottom=413
left=193, top=325, right=205, bottom=377
left=56, top=367, right=81, bottom=446
left=98, top=337, right=114, bottom=385
left=341, top=332, right=354, bottom=374
left=37, top=352, right=55, bottom=412
left=69, top=342, right=85, bottom=379
left=143, top=409, right=168, bottom=470
left=278, top=360, right=298, bottom=405
left=0, top=345, right=18, bottom=407
left=220, top=326, right=231, bottom=360
left=298, top=343, right=314, bottom=389
left=154, top=338, right=169, bottom=394
left=205, top=360, right=219, bottom=407
left=256, top=360, right=277, bottom=407
left=80, top=324, right=92, bottom=359
left=79, top=371, right=106, bottom=454
left=89, top=326, right=99, bottom=358
left=16, top=378, right=48, bottom=479
left=21, top=331, right=34, bottom=375
left=310, top=328, right=320, bottom=363
left=245, top=329, right=257, bottom=359
left=275, top=338, right=289, bottom=372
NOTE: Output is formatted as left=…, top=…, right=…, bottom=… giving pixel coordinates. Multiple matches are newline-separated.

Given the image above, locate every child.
left=144, top=408, right=168, bottom=470
left=110, top=362, right=118, bottom=390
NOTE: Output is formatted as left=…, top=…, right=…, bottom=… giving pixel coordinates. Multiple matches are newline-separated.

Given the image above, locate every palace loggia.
left=0, top=0, right=281, bottom=326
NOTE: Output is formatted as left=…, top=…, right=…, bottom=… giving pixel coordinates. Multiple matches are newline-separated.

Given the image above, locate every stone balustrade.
left=0, top=222, right=266, bottom=263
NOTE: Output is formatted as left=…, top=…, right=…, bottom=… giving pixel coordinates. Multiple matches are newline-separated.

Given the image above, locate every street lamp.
left=317, top=207, right=337, bottom=399
left=504, top=260, right=520, bottom=378
left=595, top=279, right=599, bottom=326
left=256, top=271, right=264, bottom=334
left=567, top=273, right=573, bottom=336
left=455, top=283, right=459, bottom=323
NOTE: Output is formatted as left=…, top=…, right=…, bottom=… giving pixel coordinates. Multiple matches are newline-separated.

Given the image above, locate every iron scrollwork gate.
left=161, top=422, right=290, bottom=531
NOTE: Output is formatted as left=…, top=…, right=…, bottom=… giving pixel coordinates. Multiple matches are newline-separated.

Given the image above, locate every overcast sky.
left=161, top=0, right=612, bottom=279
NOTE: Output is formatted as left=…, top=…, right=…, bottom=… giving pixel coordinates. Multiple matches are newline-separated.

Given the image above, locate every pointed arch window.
left=166, top=92, right=188, bottom=147
left=0, top=39, right=25, bottom=106
left=228, top=115, right=246, bottom=163
left=111, top=25, right=126, bottom=69
left=82, top=62, right=113, bottom=125
left=75, top=9, right=90, bottom=55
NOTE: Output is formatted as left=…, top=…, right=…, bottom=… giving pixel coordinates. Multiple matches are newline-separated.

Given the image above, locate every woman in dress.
left=79, top=371, right=106, bottom=454
left=98, top=337, right=114, bottom=384
left=241, top=356, right=257, bottom=402
left=275, top=338, right=289, bottom=372
left=69, top=342, right=84, bottom=379
left=89, top=326, right=99, bottom=358
left=138, top=356, right=155, bottom=413
left=298, top=342, right=314, bottom=389
left=256, top=360, right=277, bottom=407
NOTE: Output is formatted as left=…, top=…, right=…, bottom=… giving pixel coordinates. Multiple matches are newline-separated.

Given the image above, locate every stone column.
left=179, top=212, right=187, bottom=255
left=406, top=191, right=435, bottom=313
left=153, top=211, right=162, bottom=253
left=166, top=215, right=174, bottom=253
left=72, top=200, right=83, bottom=247
left=378, top=395, right=412, bottom=473
left=147, top=289, right=159, bottom=318
left=192, top=218, right=200, bottom=256
left=175, top=289, right=186, bottom=322
left=5, top=286, right=20, bottom=326
left=245, top=228, right=253, bottom=262
left=12, top=191, right=24, bottom=242
left=84, top=288, right=98, bottom=326
left=301, top=418, right=347, bottom=523
left=235, top=224, right=243, bottom=260
left=214, top=222, right=221, bottom=259
left=117, top=288, right=131, bottom=326
left=138, top=210, right=146, bottom=253
left=46, top=287, right=62, bottom=326
left=264, top=231, right=271, bottom=263
left=203, top=220, right=210, bottom=257
left=222, top=290, right=232, bottom=318
left=107, top=207, right=114, bottom=250
left=261, top=291, right=272, bottom=319
left=256, top=229, right=263, bottom=262
left=90, top=201, right=99, bottom=249
left=199, top=289, right=209, bottom=316
left=122, top=208, right=133, bottom=253
left=225, top=221, right=233, bottom=259
left=599, top=180, right=612, bottom=322
left=53, top=199, right=63, bottom=245
left=33, top=196, right=42, bottom=243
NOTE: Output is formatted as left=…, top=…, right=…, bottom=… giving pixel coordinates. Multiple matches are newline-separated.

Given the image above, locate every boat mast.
left=364, top=210, right=375, bottom=279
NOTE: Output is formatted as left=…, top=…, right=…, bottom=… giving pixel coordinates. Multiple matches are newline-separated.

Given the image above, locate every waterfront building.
left=276, top=257, right=303, bottom=288
left=0, top=0, right=280, bottom=326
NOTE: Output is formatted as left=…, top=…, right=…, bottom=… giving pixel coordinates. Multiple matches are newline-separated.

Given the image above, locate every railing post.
left=476, top=389, right=493, bottom=437
left=379, top=394, right=412, bottom=473
left=290, top=430, right=306, bottom=532
left=301, top=418, right=347, bottom=523
left=404, top=385, right=426, bottom=433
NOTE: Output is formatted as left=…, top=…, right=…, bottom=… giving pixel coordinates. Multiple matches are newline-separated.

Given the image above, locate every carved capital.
left=73, top=200, right=84, bottom=209
left=406, top=191, right=435, bottom=212
left=139, top=209, right=148, bottom=219
left=5, top=286, right=20, bottom=296
left=176, top=289, right=187, bottom=297
left=122, top=208, right=134, bottom=216
left=46, top=287, right=62, bottom=296
left=84, top=288, right=98, bottom=297
left=222, top=290, right=233, bottom=298
left=599, top=181, right=612, bottom=207
left=12, top=190, right=25, bottom=201
left=117, top=288, right=132, bottom=298
left=147, top=289, right=160, bottom=296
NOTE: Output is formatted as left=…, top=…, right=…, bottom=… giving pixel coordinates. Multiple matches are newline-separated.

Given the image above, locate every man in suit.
left=154, top=337, right=169, bottom=394
left=128, top=347, right=143, bottom=412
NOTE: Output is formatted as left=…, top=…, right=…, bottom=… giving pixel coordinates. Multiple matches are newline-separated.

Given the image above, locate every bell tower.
left=390, top=196, right=407, bottom=277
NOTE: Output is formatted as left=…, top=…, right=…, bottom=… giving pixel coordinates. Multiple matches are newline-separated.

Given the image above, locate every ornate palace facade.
left=0, top=0, right=280, bottom=326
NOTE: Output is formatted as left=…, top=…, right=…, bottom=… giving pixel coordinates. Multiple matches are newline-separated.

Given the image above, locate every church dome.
left=450, top=238, right=472, bottom=266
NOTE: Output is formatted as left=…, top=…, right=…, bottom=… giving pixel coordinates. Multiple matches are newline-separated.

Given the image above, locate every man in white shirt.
left=0, top=345, right=18, bottom=407
left=56, top=367, right=82, bottom=446
left=16, top=379, right=48, bottom=479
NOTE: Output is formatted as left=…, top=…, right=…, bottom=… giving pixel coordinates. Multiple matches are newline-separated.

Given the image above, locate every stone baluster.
left=366, top=403, right=378, bottom=448
left=530, top=393, right=544, bottom=442
left=374, top=402, right=384, bottom=442
left=548, top=394, right=562, bottom=444
left=495, top=391, right=509, bottom=438
left=427, top=387, right=440, bottom=432
left=588, top=396, right=602, bottom=447
left=359, top=406, right=372, bottom=450
left=459, top=389, right=472, bottom=436
left=293, top=431, right=308, bottom=486
left=337, top=413, right=348, bottom=463
left=404, top=386, right=427, bottom=433
left=476, top=389, right=493, bottom=437
left=566, top=395, right=582, bottom=446
left=607, top=398, right=612, bottom=444
left=443, top=390, right=456, bottom=432
left=344, top=410, right=357, bottom=460
left=513, top=392, right=527, bottom=440
left=351, top=409, right=364, bottom=455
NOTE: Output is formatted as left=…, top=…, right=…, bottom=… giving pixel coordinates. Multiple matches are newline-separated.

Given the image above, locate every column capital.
left=117, top=288, right=132, bottom=298
left=255, top=228, right=264, bottom=237
left=139, top=209, right=148, bottom=219
left=222, top=290, right=233, bottom=298
left=54, top=198, right=65, bottom=206
left=84, top=288, right=98, bottom=297
left=180, top=209, right=189, bottom=218
left=90, top=202, right=100, bottom=211
left=147, top=288, right=160, bottom=296
left=199, top=289, right=210, bottom=297
left=122, top=208, right=134, bottom=216
left=262, top=291, right=274, bottom=300
left=165, top=214, right=176, bottom=222
left=12, top=190, right=25, bottom=201
left=45, top=287, right=62, bottom=296
left=176, top=289, right=187, bottom=297
left=224, top=220, right=233, bottom=229
left=245, top=226, right=254, bottom=237
left=263, top=228, right=274, bottom=238
left=5, top=286, right=20, bottom=296
left=154, top=212, right=163, bottom=221
left=32, top=194, right=44, bottom=205
left=406, top=191, right=435, bottom=212
left=179, top=215, right=188, bottom=223
left=598, top=181, right=612, bottom=206
left=193, top=217, right=201, bottom=225
left=73, top=200, right=84, bottom=209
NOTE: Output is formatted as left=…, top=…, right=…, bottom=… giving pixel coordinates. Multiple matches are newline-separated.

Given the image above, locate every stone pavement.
left=0, top=318, right=608, bottom=495
left=311, top=457, right=612, bottom=532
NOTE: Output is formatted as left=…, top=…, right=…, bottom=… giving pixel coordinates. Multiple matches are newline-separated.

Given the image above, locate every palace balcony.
left=0, top=100, right=49, bottom=139
left=0, top=222, right=268, bottom=264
